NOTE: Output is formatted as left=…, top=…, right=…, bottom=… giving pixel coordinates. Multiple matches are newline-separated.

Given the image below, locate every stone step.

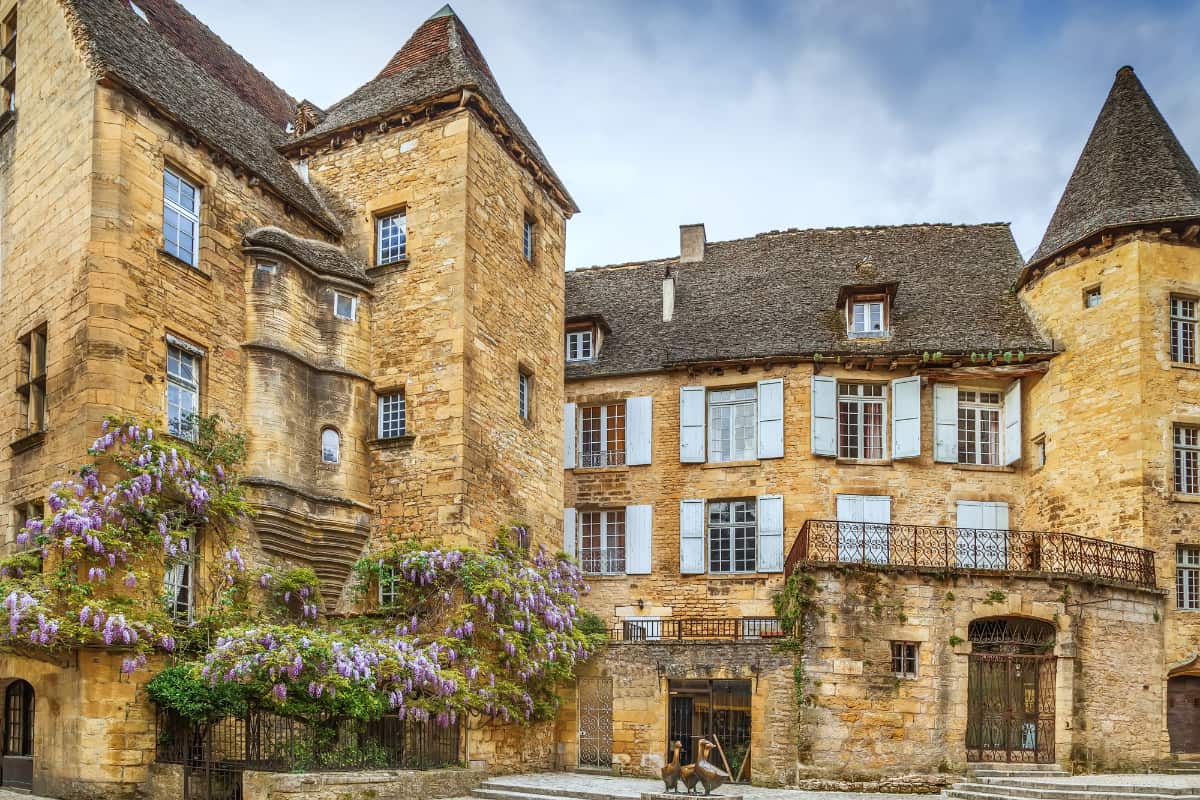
left=945, top=790, right=1200, bottom=800
left=972, top=771, right=1073, bottom=779
left=473, top=789, right=599, bottom=800
left=968, top=764, right=1069, bottom=772
left=474, top=785, right=629, bottom=800
left=982, top=780, right=1200, bottom=798
left=1166, top=769, right=1200, bottom=774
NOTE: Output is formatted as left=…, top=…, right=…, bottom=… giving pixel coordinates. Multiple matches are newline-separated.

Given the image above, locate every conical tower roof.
left=1028, top=66, right=1200, bottom=267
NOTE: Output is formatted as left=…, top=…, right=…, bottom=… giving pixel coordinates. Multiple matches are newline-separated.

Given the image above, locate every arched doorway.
left=965, top=617, right=1056, bottom=763
left=1168, top=675, right=1200, bottom=752
left=1, top=680, right=33, bottom=789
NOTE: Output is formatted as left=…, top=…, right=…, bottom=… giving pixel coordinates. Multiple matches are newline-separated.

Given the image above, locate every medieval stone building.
left=561, top=66, right=1200, bottom=783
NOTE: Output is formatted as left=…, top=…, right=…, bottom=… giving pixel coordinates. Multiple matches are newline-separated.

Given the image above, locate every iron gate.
left=578, top=676, right=613, bottom=768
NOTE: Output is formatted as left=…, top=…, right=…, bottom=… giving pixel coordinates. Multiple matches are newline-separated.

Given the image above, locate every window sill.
left=1171, top=361, right=1200, bottom=373
left=157, top=249, right=210, bottom=279
left=1172, top=493, right=1200, bottom=504
left=702, top=459, right=761, bottom=470
left=368, top=434, right=415, bottom=450
left=9, top=430, right=46, bottom=454
left=953, top=463, right=1015, bottom=473
left=836, top=458, right=892, bottom=467
left=572, top=465, right=630, bottom=475
left=582, top=572, right=630, bottom=580
left=368, top=258, right=409, bottom=276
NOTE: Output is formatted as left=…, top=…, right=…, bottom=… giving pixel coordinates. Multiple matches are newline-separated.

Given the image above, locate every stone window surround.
left=16, top=323, right=47, bottom=439
left=1082, top=283, right=1102, bottom=308
left=891, top=640, right=919, bottom=678
left=518, top=364, right=534, bottom=424
left=164, top=333, right=206, bottom=443
left=376, top=389, right=406, bottom=440
left=374, top=207, right=407, bottom=267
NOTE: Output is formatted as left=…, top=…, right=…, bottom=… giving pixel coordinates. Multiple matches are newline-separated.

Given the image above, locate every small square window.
left=333, top=291, right=357, bottom=321
left=377, top=392, right=406, bottom=439
left=376, top=210, right=407, bottom=266
left=518, top=370, right=532, bottom=421
left=891, top=641, right=918, bottom=678
left=849, top=298, right=887, bottom=337
left=566, top=330, right=594, bottom=363
left=1084, top=286, right=1102, bottom=308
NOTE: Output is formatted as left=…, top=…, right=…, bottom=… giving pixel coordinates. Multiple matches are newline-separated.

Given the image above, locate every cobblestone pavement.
left=0, top=790, right=52, bottom=800
left=479, top=772, right=929, bottom=799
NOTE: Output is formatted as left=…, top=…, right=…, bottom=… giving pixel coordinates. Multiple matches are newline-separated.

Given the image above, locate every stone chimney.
left=662, top=266, right=675, bottom=322
left=680, top=223, right=706, bottom=263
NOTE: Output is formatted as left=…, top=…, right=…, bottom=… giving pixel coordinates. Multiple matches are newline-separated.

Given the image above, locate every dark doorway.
left=1168, top=676, right=1200, bottom=753
left=666, top=679, right=751, bottom=782
left=2, top=680, right=34, bottom=789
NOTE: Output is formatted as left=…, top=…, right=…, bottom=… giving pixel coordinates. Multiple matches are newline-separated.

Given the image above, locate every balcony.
left=785, top=520, right=1157, bottom=588
left=609, top=617, right=783, bottom=642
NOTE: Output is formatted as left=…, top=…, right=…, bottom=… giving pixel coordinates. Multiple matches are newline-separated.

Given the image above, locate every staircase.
left=471, top=782, right=629, bottom=800
left=944, top=763, right=1200, bottom=800
left=1167, top=760, right=1200, bottom=775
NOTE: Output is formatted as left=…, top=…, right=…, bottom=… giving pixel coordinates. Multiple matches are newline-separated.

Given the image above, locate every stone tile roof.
left=1028, top=66, right=1200, bottom=268
left=566, top=223, right=1052, bottom=379
left=243, top=226, right=372, bottom=286
left=62, top=0, right=341, bottom=234
left=289, top=5, right=577, bottom=213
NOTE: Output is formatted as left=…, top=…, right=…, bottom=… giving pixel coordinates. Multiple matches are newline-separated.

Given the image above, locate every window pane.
left=708, top=499, right=755, bottom=574
left=377, top=212, right=407, bottom=265
left=321, top=429, right=339, bottom=463
left=378, top=393, right=406, bottom=439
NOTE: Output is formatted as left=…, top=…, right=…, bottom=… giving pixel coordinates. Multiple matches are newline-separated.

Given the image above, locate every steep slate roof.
left=566, top=224, right=1052, bottom=379
left=1028, top=66, right=1200, bottom=267
left=62, top=0, right=340, bottom=234
left=289, top=5, right=577, bottom=213
left=243, top=227, right=372, bottom=286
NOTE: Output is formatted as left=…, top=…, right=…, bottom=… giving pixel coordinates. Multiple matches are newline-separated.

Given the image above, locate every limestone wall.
left=240, top=767, right=485, bottom=800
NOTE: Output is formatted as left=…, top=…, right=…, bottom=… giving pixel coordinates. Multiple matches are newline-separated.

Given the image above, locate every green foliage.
left=146, top=664, right=249, bottom=722
left=949, top=635, right=964, bottom=646
left=983, top=590, right=1007, bottom=605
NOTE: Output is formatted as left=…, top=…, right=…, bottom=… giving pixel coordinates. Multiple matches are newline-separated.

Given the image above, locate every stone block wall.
left=240, top=767, right=485, bottom=800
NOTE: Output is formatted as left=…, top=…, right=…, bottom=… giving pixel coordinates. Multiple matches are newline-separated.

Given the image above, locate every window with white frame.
left=1179, top=546, right=1200, bottom=609
left=376, top=210, right=407, bottom=266
left=850, top=299, right=886, bottom=336
left=578, top=509, right=626, bottom=575
left=891, top=641, right=918, bottom=677
left=333, top=291, right=357, bottom=321
left=579, top=402, right=625, bottom=467
left=163, top=168, right=200, bottom=266
left=523, top=216, right=535, bottom=262
left=566, top=329, right=594, bottom=362
left=1172, top=296, right=1198, bottom=364
left=1084, top=286, right=1102, bottom=308
left=838, top=383, right=885, bottom=459
left=166, top=343, right=200, bottom=441
left=958, top=390, right=1002, bottom=466
left=379, top=565, right=399, bottom=606
left=164, top=535, right=194, bottom=623
left=377, top=392, right=405, bottom=439
left=17, top=326, right=46, bottom=434
left=708, top=499, right=756, bottom=573
left=1175, top=424, right=1200, bottom=495
left=518, top=370, right=532, bottom=421
left=708, top=387, right=757, bottom=463
left=320, top=428, right=340, bottom=464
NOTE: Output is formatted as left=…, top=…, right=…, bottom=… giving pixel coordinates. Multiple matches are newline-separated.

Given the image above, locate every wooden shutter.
left=679, top=387, right=706, bottom=463
left=563, top=508, right=576, bottom=558
left=625, top=397, right=653, bottom=466
left=891, top=376, right=921, bottom=459
left=756, top=494, right=784, bottom=572
left=864, top=495, right=892, bottom=524
left=933, top=383, right=958, bottom=463
left=1003, top=380, right=1022, bottom=466
left=625, top=504, right=653, bottom=574
left=680, top=499, right=706, bottom=574
left=563, top=402, right=577, bottom=469
left=757, top=378, right=784, bottom=459
left=811, top=375, right=837, bottom=456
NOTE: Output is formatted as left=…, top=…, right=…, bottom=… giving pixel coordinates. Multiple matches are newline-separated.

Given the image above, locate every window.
left=376, top=210, right=407, bottom=265
left=379, top=565, right=399, bottom=606
left=129, top=1, right=149, bottom=22
left=333, top=291, right=357, bottom=321
left=518, top=370, right=532, bottom=421
left=579, top=402, right=625, bottom=467
left=377, top=392, right=405, bottom=439
left=320, top=428, right=340, bottom=464
left=1084, top=286, right=1102, bottom=308
left=708, top=387, right=757, bottom=463
left=708, top=500, right=756, bottom=573
left=578, top=509, right=626, bottom=575
left=838, top=383, right=885, bottom=460
left=1033, top=433, right=1047, bottom=470
left=891, top=642, right=919, bottom=678
left=164, top=535, right=194, bottom=623
left=1176, top=425, right=1200, bottom=495
left=163, top=168, right=200, bottom=266
left=566, top=330, right=594, bottom=362
left=850, top=300, right=885, bottom=335
left=1, top=9, right=15, bottom=114
left=255, top=261, right=277, bottom=275
left=1172, top=296, right=1198, bottom=364
left=17, top=327, right=46, bottom=434
left=523, top=216, right=535, bottom=262
left=958, top=390, right=1002, bottom=466
left=1179, top=547, right=1200, bottom=609
left=166, top=343, right=200, bottom=441
left=12, top=500, right=41, bottom=552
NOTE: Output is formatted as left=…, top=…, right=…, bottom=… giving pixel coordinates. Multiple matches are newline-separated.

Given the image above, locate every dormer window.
left=838, top=283, right=897, bottom=339
left=566, top=329, right=593, bottom=362
left=851, top=300, right=885, bottom=335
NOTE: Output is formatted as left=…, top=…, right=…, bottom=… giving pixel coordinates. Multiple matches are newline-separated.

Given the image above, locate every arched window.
left=321, top=428, right=340, bottom=464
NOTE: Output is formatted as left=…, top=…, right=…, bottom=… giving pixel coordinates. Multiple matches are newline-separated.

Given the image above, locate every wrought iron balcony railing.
left=578, top=449, right=626, bottom=468
left=785, top=520, right=1156, bottom=588
left=609, top=616, right=783, bottom=642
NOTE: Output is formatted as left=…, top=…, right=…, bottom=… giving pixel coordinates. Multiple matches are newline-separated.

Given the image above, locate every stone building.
left=559, top=66, right=1198, bottom=783
left=0, top=0, right=573, bottom=796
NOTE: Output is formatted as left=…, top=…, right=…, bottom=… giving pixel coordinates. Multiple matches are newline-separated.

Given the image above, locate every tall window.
left=379, top=565, right=399, bottom=606
left=1172, top=296, right=1198, bottom=364
left=958, top=390, right=1002, bottom=466
left=566, top=330, right=594, bottom=363
left=708, top=500, right=756, bottom=574
left=579, top=402, right=625, bottom=467
left=1176, top=425, right=1200, bottom=495
left=518, top=370, right=532, bottom=421
left=166, top=344, right=200, bottom=441
left=164, top=535, right=194, bottom=623
left=1, top=9, right=15, bottom=114
left=523, top=216, right=535, bottom=262
left=163, top=168, right=200, bottom=266
left=320, top=428, right=340, bottom=464
left=891, top=642, right=919, bottom=677
left=578, top=509, right=625, bottom=575
left=376, top=210, right=407, bottom=265
left=17, top=327, right=46, bottom=434
left=12, top=500, right=41, bottom=552
left=850, top=300, right=885, bottom=335
left=1178, top=546, right=1200, bottom=610
left=377, top=392, right=405, bottom=439
left=838, top=383, right=885, bottom=459
left=708, top=387, right=756, bottom=462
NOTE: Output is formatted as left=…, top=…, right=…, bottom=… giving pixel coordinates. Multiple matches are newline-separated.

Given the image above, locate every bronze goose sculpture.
left=661, top=739, right=683, bottom=792
left=692, top=738, right=730, bottom=796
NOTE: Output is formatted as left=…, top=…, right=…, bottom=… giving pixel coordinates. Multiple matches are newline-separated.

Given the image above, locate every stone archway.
left=1, top=679, right=34, bottom=789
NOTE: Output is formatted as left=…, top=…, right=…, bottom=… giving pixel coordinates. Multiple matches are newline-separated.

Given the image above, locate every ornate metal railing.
left=609, top=616, right=783, bottom=642
left=579, top=449, right=625, bottom=468
left=785, top=520, right=1156, bottom=588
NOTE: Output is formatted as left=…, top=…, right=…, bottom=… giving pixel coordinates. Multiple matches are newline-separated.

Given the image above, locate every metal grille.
left=966, top=653, right=1056, bottom=763
left=577, top=677, right=613, bottom=768
left=612, top=617, right=782, bottom=641
left=667, top=679, right=752, bottom=782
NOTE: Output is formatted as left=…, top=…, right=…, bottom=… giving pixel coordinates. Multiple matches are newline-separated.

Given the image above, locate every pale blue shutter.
left=1003, top=380, right=1022, bottom=466
left=563, top=508, right=576, bottom=558
left=757, top=379, right=784, bottom=459
left=679, top=387, right=706, bottom=463
left=811, top=376, right=837, bottom=456
left=680, top=499, right=705, bottom=574
left=625, top=505, right=653, bottom=574
left=933, top=384, right=958, bottom=463
left=891, top=376, right=921, bottom=459
left=563, top=402, right=577, bottom=469
left=626, top=397, right=653, bottom=466
left=756, top=494, right=784, bottom=572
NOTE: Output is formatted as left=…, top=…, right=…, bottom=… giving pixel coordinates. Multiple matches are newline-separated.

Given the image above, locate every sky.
left=184, top=0, right=1200, bottom=269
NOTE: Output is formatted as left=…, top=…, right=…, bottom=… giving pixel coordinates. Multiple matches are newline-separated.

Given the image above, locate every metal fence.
left=609, top=616, right=783, bottom=642
left=785, top=519, right=1156, bottom=588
